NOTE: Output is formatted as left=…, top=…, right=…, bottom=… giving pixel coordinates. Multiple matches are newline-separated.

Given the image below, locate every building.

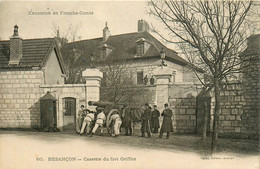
left=0, top=24, right=258, bottom=138
left=61, top=21, right=259, bottom=137
left=0, top=25, right=103, bottom=130
left=61, top=20, right=205, bottom=107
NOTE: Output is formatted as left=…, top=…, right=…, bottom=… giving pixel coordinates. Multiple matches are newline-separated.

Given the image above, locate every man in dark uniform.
left=151, top=105, right=160, bottom=133
left=119, top=105, right=125, bottom=132
left=159, top=103, right=173, bottom=139
left=141, top=103, right=151, bottom=137
left=143, top=75, right=148, bottom=85
left=123, top=106, right=133, bottom=136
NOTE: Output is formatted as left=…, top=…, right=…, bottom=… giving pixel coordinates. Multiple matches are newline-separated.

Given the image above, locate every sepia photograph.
left=0, top=0, right=259, bottom=169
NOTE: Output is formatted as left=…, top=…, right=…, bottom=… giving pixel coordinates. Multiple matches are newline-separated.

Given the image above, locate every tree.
left=99, top=57, right=148, bottom=106
left=51, top=22, right=83, bottom=83
left=51, top=22, right=82, bottom=43
left=149, top=0, right=254, bottom=153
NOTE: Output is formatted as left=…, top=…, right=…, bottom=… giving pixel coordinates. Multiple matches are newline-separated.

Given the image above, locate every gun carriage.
left=87, top=101, right=143, bottom=135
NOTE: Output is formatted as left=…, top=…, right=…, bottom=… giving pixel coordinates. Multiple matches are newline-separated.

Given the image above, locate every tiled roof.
left=61, top=31, right=191, bottom=68
left=40, top=91, right=57, bottom=101
left=0, top=38, right=64, bottom=71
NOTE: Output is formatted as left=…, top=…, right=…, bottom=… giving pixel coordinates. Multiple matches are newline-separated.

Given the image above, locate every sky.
left=0, top=1, right=161, bottom=41
left=0, top=0, right=258, bottom=56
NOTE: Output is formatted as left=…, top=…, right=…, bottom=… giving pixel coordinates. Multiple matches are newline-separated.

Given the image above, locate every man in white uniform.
left=109, top=112, right=122, bottom=137
left=90, top=108, right=106, bottom=136
left=79, top=111, right=95, bottom=135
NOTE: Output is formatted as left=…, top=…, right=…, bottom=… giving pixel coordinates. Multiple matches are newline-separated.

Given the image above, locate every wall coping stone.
left=40, top=84, right=85, bottom=88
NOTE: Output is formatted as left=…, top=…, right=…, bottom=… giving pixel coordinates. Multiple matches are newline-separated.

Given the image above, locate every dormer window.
left=136, top=38, right=151, bottom=56
left=136, top=42, right=144, bottom=56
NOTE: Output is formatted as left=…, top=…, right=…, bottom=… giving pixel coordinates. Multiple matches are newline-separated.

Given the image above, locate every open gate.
left=63, top=97, right=76, bottom=131
left=196, top=90, right=211, bottom=135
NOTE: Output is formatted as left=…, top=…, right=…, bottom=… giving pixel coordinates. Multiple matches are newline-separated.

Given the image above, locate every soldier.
left=159, top=103, right=173, bottom=139
left=151, top=105, right=160, bottom=133
left=141, top=103, right=151, bottom=137
left=143, top=75, right=148, bottom=85
left=108, top=111, right=122, bottom=137
left=76, top=105, right=86, bottom=133
left=90, top=107, right=106, bottom=137
left=123, top=105, right=133, bottom=136
left=119, top=105, right=125, bottom=132
left=79, top=110, right=95, bottom=135
left=150, top=75, right=155, bottom=85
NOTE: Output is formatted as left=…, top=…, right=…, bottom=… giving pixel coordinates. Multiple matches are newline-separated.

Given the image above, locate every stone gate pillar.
left=153, top=66, right=172, bottom=111
left=82, top=68, right=103, bottom=111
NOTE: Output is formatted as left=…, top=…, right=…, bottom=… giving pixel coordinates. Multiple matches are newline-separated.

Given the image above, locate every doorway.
left=62, top=97, right=76, bottom=131
left=196, top=94, right=211, bottom=135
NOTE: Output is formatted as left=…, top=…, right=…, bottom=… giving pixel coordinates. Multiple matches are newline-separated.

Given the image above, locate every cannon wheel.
left=106, top=109, right=119, bottom=135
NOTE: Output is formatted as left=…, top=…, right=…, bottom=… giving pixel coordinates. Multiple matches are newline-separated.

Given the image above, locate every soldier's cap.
left=80, top=105, right=85, bottom=108
left=154, top=105, right=157, bottom=108
left=164, top=103, right=169, bottom=107
left=145, top=103, right=149, bottom=106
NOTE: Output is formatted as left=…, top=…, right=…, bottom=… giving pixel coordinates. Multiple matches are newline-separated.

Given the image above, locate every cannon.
left=88, top=101, right=121, bottom=135
left=88, top=101, right=144, bottom=135
left=88, top=101, right=114, bottom=108
left=88, top=101, right=119, bottom=115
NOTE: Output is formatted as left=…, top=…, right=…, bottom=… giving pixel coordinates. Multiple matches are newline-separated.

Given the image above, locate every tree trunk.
left=202, top=101, right=208, bottom=140
left=211, top=78, right=220, bottom=154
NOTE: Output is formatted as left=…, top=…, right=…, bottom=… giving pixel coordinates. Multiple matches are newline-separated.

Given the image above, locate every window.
left=136, top=43, right=144, bottom=56
left=172, top=74, right=175, bottom=83
left=136, top=38, right=151, bottom=56
left=62, top=97, right=76, bottom=116
left=171, top=71, right=176, bottom=82
left=137, top=71, right=144, bottom=85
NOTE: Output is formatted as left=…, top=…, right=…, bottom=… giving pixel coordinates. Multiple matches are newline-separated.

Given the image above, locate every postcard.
left=0, top=1, right=259, bottom=169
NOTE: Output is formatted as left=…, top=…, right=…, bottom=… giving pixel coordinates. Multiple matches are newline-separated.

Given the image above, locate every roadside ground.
left=0, top=130, right=259, bottom=169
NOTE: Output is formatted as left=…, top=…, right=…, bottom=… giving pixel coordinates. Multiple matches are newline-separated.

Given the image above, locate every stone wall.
left=217, top=34, right=259, bottom=139
left=40, top=84, right=86, bottom=129
left=169, top=96, right=196, bottom=134
left=218, top=84, right=245, bottom=136
left=0, top=68, right=102, bottom=130
left=0, top=72, right=88, bottom=129
left=168, top=81, right=258, bottom=137
left=218, top=83, right=259, bottom=139
left=0, top=70, right=44, bottom=128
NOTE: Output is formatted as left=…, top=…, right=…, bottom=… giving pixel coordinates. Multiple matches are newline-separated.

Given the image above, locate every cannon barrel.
left=88, top=101, right=114, bottom=107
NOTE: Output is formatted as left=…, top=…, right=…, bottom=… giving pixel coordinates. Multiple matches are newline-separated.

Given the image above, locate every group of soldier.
left=141, top=103, right=173, bottom=139
left=76, top=103, right=173, bottom=139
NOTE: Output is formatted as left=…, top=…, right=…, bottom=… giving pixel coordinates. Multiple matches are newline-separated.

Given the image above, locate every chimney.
left=9, top=25, right=22, bottom=65
left=103, top=22, right=110, bottom=41
left=138, top=20, right=149, bottom=32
